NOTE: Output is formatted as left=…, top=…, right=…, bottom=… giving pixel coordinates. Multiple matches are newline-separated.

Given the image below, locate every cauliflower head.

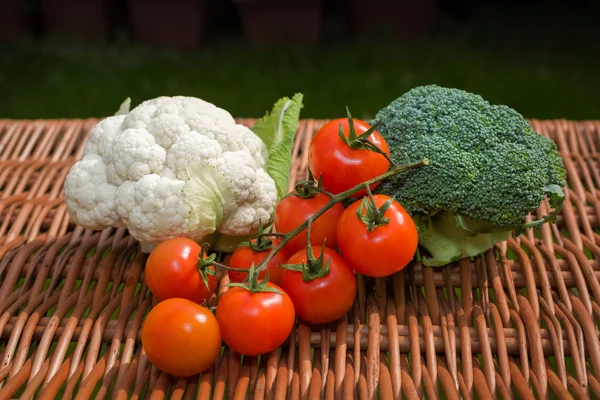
left=64, top=95, right=303, bottom=252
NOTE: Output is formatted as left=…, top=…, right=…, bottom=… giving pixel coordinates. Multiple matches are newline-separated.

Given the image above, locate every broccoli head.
left=372, top=85, right=566, bottom=267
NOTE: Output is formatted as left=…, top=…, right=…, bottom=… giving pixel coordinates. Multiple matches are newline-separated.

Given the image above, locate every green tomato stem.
left=209, top=260, right=249, bottom=273
left=242, top=220, right=276, bottom=252
left=259, top=232, right=287, bottom=238
left=296, top=219, right=331, bottom=280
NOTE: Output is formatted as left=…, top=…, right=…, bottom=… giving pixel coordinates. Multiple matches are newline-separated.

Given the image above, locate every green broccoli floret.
left=371, top=85, right=567, bottom=267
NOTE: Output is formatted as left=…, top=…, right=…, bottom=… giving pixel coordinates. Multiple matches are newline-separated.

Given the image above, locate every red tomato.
left=228, top=238, right=289, bottom=286
left=281, top=246, right=356, bottom=324
left=145, top=237, right=216, bottom=306
left=308, top=118, right=390, bottom=197
left=337, top=195, right=418, bottom=277
left=142, top=298, right=222, bottom=377
left=274, top=192, right=344, bottom=255
left=216, top=283, right=295, bottom=356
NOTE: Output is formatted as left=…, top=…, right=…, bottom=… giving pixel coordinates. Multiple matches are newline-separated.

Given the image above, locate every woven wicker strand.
left=0, top=118, right=599, bottom=399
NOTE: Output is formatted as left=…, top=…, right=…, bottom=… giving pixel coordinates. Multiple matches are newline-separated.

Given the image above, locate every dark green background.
left=1, top=4, right=598, bottom=120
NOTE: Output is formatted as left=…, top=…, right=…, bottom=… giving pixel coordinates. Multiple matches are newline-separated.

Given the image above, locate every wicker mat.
left=0, top=118, right=599, bottom=399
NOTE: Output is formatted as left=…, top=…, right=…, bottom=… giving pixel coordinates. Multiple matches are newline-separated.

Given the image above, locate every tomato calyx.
left=197, top=246, right=251, bottom=290
left=246, top=236, right=273, bottom=252
left=357, top=186, right=393, bottom=232
left=281, top=221, right=331, bottom=282
left=281, top=246, right=331, bottom=282
left=239, top=221, right=281, bottom=252
left=226, top=264, right=283, bottom=294
left=339, top=107, right=391, bottom=163
left=196, top=250, right=218, bottom=291
left=289, top=170, right=332, bottom=200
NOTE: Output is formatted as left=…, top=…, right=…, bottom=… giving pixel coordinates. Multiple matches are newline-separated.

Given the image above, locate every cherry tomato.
left=216, top=283, right=295, bottom=356
left=308, top=118, right=390, bottom=198
left=337, top=194, right=418, bottom=277
left=274, top=192, right=344, bottom=255
left=142, top=298, right=222, bottom=377
left=145, top=237, right=216, bottom=306
left=281, top=246, right=356, bottom=324
left=228, top=238, right=288, bottom=286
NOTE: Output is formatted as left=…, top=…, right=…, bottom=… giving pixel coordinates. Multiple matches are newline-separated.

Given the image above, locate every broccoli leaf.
left=418, top=212, right=512, bottom=267
left=542, top=184, right=565, bottom=209
left=513, top=184, right=566, bottom=236
left=252, top=93, right=304, bottom=199
left=454, top=214, right=475, bottom=235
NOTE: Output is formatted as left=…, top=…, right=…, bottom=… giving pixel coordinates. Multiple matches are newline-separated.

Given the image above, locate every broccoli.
left=371, top=85, right=567, bottom=267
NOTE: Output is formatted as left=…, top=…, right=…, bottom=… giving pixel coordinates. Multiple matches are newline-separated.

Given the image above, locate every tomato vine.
left=203, top=157, right=428, bottom=287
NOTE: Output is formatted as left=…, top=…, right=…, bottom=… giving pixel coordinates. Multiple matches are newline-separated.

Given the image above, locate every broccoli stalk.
left=416, top=213, right=513, bottom=267
left=372, top=85, right=567, bottom=267
left=417, top=184, right=564, bottom=266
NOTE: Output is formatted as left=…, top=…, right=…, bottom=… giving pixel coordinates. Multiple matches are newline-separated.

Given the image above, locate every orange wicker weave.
left=1, top=118, right=599, bottom=399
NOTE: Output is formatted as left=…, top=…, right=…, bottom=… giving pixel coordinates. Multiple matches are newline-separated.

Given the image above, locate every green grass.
left=0, top=8, right=599, bottom=121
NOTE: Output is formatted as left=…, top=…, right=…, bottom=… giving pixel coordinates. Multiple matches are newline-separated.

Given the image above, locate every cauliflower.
left=64, top=94, right=303, bottom=252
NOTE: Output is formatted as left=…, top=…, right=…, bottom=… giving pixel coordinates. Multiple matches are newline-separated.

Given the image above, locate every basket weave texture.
left=1, top=118, right=600, bottom=399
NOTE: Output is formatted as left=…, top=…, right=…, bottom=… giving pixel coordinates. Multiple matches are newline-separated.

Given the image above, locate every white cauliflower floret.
left=158, top=97, right=236, bottom=132
left=83, top=115, right=125, bottom=157
left=166, top=132, right=222, bottom=180
left=116, top=175, right=189, bottom=242
left=108, top=128, right=167, bottom=182
left=146, top=113, right=190, bottom=149
left=63, top=94, right=303, bottom=252
left=64, top=154, right=120, bottom=230
left=221, top=169, right=278, bottom=236
left=114, top=180, right=136, bottom=227
left=213, top=151, right=258, bottom=202
left=121, top=97, right=171, bottom=130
